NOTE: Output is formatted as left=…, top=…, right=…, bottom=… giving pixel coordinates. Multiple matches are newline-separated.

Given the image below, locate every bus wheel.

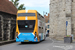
left=21, top=42, right=24, bottom=44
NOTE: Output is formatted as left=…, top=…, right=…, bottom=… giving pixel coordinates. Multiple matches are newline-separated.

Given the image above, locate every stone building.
left=0, top=0, right=17, bottom=41
left=44, top=14, right=50, bottom=34
left=50, top=0, right=75, bottom=40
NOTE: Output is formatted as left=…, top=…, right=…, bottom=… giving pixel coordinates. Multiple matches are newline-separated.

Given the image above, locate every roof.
left=0, top=0, right=17, bottom=15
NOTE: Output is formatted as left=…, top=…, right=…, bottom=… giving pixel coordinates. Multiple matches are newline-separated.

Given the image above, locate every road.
left=0, top=37, right=75, bottom=50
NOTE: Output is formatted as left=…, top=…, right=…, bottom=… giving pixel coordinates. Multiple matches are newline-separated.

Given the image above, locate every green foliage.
left=10, top=0, right=25, bottom=10
left=18, top=4, right=25, bottom=10
left=66, top=35, right=71, bottom=37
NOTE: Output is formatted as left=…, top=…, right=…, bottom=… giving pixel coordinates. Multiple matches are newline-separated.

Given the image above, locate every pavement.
left=0, top=39, right=16, bottom=46
left=0, top=37, right=75, bottom=50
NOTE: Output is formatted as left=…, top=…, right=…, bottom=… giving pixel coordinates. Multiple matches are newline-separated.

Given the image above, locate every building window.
left=48, top=25, right=49, bottom=28
left=48, top=20, right=49, bottom=23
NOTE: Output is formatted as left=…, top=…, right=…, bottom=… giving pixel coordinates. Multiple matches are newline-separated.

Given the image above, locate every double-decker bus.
left=16, top=10, right=46, bottom=43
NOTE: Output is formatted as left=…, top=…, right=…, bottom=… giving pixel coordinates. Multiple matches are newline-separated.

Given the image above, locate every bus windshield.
left=18, top=20, right=35, bottom=33
left=18, top=13, right=35, bottom=16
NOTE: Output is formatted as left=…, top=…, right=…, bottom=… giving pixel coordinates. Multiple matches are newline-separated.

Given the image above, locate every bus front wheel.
left=21, top=42, right=25, bottom=44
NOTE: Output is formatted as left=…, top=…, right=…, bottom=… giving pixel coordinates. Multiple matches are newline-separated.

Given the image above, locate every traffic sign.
left=66, top=21, right=68, bottom=26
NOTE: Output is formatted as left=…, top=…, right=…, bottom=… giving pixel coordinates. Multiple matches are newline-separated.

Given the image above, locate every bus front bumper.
left=16, top=38, right=38, bottom=42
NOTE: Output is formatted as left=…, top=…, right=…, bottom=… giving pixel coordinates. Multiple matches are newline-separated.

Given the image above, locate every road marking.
left=49, top=38, right=54, bottom=44
left=53, top=45, right=73, bottom=50
left=49, top=38, right=67, bottom=45
left=49, top=38, right=73, bottom=50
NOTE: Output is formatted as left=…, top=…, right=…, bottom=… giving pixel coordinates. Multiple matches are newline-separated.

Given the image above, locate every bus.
left=16, top=10, right=46, bottom=43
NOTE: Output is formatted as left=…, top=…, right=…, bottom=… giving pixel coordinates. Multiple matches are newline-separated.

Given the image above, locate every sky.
left=19, top=0, right=50, bottom=16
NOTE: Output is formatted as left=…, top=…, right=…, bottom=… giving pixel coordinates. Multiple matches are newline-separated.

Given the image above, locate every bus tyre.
left=21, top=42, right=24, bottom=44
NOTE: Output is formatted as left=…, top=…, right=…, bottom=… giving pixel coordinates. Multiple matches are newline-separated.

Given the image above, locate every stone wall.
left=50, top=0, right=58, bottom=38
left=57, top=0, right=66, bottom=40
left=66, top=0, right=72, bottom=17
left=0, top=11, right=16, bottom=41
left=49, top=0, right=73, bottom=40
left=71, top=0, right=75, bottom=38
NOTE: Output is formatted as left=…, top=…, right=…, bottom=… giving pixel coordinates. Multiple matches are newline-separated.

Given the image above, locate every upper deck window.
left=18, top=13, right=35, bottom=16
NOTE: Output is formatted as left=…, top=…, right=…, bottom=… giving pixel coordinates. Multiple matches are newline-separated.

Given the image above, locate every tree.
left=11, top=0, right=25, bottom=10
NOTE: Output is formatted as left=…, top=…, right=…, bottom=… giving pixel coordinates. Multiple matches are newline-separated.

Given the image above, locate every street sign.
left=66, top=21, right=68, bottom=27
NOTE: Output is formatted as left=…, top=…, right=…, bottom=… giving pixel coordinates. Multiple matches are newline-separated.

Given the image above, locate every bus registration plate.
left=24, top=40, right=29, bottom=42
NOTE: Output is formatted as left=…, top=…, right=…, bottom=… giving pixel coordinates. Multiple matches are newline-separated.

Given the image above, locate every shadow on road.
left=18, top=42, right=40, bottom=45
left=18, top=37, right=53, bottom=45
